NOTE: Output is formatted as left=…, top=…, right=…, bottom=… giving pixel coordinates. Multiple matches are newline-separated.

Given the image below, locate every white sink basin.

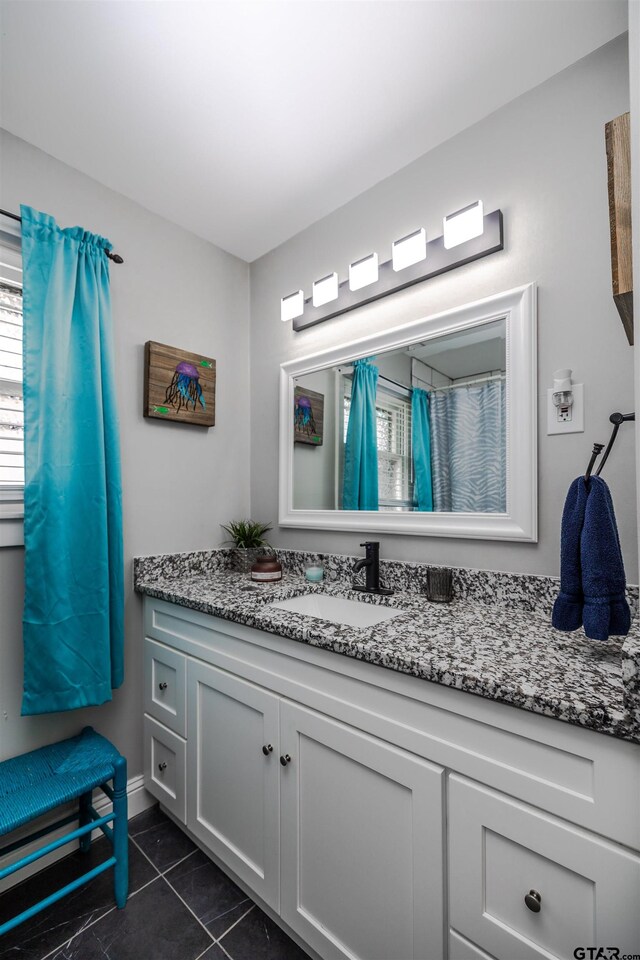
left=268, top=593, right=406, bottom=628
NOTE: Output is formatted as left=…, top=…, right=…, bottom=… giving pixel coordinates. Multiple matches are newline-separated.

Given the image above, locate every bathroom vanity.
left=136, top=552, right=640, bottom=960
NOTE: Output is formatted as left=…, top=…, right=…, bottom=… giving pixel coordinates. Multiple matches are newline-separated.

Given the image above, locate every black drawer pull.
left=524, top=890, right=541, bottom=913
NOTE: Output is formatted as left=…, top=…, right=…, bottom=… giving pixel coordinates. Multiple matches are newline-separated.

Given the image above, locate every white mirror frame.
left=279, top=283, right=537, bottom=541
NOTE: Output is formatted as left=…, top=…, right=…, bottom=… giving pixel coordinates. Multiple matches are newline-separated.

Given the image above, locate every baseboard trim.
left=0, top=775, right=156, bottom=893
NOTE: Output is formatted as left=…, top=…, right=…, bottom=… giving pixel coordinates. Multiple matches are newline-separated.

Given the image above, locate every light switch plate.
left=547, top=383, right=584, bottom=434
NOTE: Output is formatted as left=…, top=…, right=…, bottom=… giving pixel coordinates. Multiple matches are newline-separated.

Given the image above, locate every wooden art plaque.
left=294, top=385, right=324, bottom=445
left=144, top=340, right=216, bottom=427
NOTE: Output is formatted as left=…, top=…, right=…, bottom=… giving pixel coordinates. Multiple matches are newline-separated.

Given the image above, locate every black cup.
left=426, top=568, right=453, bottom=603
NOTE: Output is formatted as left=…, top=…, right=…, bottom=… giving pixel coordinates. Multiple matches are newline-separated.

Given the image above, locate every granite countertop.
left=134, top=550, right=640, bottom=745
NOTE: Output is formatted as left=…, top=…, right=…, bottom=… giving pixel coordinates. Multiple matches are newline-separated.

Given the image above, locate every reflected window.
left=343, top=380, right=413, bottom=511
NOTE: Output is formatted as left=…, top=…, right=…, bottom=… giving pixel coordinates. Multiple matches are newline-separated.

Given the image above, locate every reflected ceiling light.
left=392, top=227, right=426, bottom=271
left=312, top=272, right=339, bottom=308
left=281, top=290, right=304, bottom=322
left=443, top=200, right=484, bottom=249
left=349, top=253, right=378, bottom=291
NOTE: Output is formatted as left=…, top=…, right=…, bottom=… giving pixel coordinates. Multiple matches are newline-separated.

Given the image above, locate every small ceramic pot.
left=251, top=555, right=283, bottom=583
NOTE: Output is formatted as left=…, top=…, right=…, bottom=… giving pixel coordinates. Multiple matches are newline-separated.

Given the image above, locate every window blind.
left=0, top=276, right=24, bottom=501
left=343, top=386, right=413, bottom=509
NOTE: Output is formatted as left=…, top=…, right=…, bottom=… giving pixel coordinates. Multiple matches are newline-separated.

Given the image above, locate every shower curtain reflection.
left=411, top=387, right=433, bottom=511
left=429, top=379, right=506, bottom=512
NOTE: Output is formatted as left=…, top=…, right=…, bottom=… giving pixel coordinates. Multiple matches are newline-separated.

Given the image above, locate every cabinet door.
left=280, top=700, right=445, bottom=960
left=187, top=660, right=280, bottom=910
left=449, top=774, right=640, bottom=959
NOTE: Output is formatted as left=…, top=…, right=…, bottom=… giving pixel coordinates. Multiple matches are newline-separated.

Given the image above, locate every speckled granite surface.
left=134, top=549, right=640, bottom=744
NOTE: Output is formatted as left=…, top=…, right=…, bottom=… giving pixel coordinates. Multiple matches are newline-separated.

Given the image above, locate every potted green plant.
left=221, top=519, right=273, bottom=574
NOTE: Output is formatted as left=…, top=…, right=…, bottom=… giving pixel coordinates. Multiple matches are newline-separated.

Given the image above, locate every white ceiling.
left=0, top=1, right=627, bottom=262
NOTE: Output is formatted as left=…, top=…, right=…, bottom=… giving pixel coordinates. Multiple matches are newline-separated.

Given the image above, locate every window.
left=0, top=231, right=24, bottom=544
left=342, top=376, right=413, bottom=511
left=375, top=390, right=413, bottom=510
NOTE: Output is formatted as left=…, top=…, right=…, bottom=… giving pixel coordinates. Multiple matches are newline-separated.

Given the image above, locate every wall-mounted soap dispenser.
left=547, top=369, right=584, bottom=435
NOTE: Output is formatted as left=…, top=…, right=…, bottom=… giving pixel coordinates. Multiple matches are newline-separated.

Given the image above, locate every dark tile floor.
left=0, top=805, right=312, bottom=960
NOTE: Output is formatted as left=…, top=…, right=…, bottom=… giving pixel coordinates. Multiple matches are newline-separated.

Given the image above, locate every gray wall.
left=0, top=130, right=251, bottom=768
left=250, top=35, right=637, bottom=580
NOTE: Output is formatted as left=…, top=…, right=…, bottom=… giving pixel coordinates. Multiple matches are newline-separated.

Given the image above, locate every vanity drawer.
left=144, top=637, right=186, bottom=736
left=144, top=714, right=186, bottom=822
left=448, top=774, right=640, bottom=959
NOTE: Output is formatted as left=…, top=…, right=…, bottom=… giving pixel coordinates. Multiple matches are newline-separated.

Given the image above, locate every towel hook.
left=584, top=443, right=605, bottom=482
left=584, top=412, right=635, bottom=482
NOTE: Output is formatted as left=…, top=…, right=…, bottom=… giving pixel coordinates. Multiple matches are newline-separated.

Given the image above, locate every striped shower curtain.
left=429, top=380, right=506, bottom=513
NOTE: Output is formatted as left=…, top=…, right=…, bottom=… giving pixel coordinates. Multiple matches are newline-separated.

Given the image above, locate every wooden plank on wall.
left=144, top=341, right=216, bottom=427
left=606, top=111, right=633, bottom=344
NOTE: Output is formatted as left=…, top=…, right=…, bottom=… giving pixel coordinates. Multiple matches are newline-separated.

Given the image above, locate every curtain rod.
left=0, top=209, right=124, bottom=264
left=413, top=371, right=506, bottom=392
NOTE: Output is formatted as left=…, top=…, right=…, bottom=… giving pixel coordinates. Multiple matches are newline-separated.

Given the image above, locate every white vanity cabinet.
left=142, top=596, right=640, bottom=960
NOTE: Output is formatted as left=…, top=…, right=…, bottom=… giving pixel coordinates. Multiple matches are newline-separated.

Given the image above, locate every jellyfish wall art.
left=165, top=361, right=205, bottom=413
left=144, top=340, right=216, bottom=427
left=293, top=385, right=324, bottom=445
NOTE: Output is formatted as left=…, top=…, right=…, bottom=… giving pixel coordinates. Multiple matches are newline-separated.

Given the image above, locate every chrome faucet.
left=352, top=541, right=393, bottom=596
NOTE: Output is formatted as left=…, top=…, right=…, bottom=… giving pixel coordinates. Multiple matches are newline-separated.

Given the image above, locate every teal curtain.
left=21, top=205, right=124, bottom=715
left=343, top=358, right=379, bottom=510
left=411, top=387, right=433, bottom=511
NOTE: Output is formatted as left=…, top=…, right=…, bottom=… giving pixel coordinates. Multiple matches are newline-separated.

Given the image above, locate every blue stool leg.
left=78, top=790, right=92, bottom=853
left=112, top=755, right=128, bottom=908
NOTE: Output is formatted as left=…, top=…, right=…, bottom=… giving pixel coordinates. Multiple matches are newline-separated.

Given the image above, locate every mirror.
left=279, top=284, right=537, bottom=541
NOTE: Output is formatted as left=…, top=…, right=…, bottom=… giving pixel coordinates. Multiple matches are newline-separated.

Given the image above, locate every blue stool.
left=0, top=726, right=128, bottom=936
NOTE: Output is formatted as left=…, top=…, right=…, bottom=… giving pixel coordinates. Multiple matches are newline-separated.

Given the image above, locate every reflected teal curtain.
left=429, top=380, right=506, bottom=512
left=21, top=205, right=124, bottom=715
left=411, top=387, right=433, bottom=511
left=343, top=358, right=379, bottom=510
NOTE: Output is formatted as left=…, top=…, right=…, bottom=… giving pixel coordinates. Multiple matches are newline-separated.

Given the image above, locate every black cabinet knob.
left=280, top=754, right=291, bottom=766
left=524, top=890, right=542, bottom=913
left=262, top=744, right=273, bottom=756
left=158, top=761, right=167, bottom=773
left=158, top=682, right=168, bottom=691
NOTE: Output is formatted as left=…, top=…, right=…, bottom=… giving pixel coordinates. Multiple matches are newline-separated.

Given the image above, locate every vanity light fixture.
left=392, top=228, right=427, bottom=271
left=349, top=253, right=379, bottom=292
left=312, top=272, right=339, bottom=308
left=443, top=200, right=484, bottom=249
left=286, top=201, right=503, bottom=331
left=281, top=290, right=304, bottom=322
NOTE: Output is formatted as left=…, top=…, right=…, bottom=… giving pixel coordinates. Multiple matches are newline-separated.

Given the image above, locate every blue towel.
left=552, top=477, right=588, bottom=632
left=552, top=475, right=631, bottom=641
left=581, top=476, right=631, bottom=640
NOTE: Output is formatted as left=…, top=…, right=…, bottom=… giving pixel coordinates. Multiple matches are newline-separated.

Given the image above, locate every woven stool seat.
left=0, top=728, right=121, bottom=836
left=0, top=726, right=128, bottom=937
